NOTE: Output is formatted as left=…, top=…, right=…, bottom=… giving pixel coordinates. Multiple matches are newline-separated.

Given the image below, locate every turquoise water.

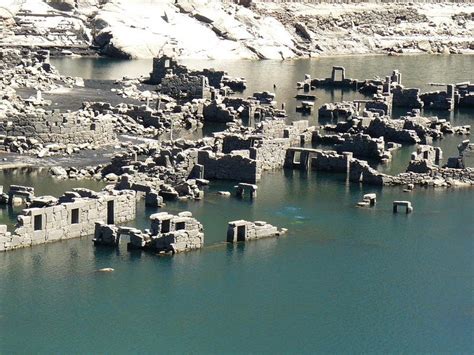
left=0, top=56, right=473, bottom=353
left=1, top=171, right=473, bottom=353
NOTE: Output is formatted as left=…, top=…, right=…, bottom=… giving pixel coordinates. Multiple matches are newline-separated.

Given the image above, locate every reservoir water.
left=0, top=55, right=473, bottom=353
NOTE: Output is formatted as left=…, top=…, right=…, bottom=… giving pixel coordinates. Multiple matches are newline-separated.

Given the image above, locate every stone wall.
left=257, top=119, right=310, bottom=145
left=312, top=150, right=353, bottom=172
left=149, top=212, right=204, bottom=253
left=318, top=102, right=357, bottom=121
left=285, top=147, right=473, bottom=187
left=392, top=86, right=424, bottom=108
left=0, top=109, right=116, bottom=145
left=365, top=116, right=421, bottom=144
left=410, top=145, right=442, bottom=163
left=94, top=211, right=204, bottom=254
left=255, top=138, right=291, bottom=170
left=197, top=119, right=311, bottom=183
left=149, top=56, right=226, bottom=89
left=203, top=100, right=240, bottom=123
left=421, top=87, right=455, bottom=110
left=227, top=220, right=285, bottom=242
left=0, top=188, right=137, bottom=252
left=198, top=150, right=260, bottom=183
left=335, top=133, right=388, bottom=161
left=159, top=74, right=212, bottom=100
left=149, top=56, right=188, bottom=85
left=285, top=148, right=352, bottom=172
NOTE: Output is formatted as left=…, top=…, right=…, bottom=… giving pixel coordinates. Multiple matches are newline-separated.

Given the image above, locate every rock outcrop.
left=1, top=0, right=473, bottom=59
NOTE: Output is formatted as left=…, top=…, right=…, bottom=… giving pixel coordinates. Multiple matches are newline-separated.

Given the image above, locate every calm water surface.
left=0, top=56, right=472, bottom=353
left=52, top=55, right=474, bottom=174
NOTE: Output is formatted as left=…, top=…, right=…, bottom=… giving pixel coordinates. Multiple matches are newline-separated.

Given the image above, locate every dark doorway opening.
left=107, top=201, right=114, bottom=225
left=71, top=208, right=79, bottom=224
left=237, top=225, right=246, bottom=241
left=162, top=219, right=171, bottom=233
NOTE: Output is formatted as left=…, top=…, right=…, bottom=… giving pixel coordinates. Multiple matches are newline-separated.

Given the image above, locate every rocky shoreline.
left=1, top=0, right=473, bottom=59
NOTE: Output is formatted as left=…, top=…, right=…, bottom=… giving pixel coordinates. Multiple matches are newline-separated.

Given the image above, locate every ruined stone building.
left=0, top=109, right=116, bottom=146
left=0, top=187, right=137, bottom=252
left=94, top=211, right=204, bottom=254
left=198, top=119, right=312, bottom=183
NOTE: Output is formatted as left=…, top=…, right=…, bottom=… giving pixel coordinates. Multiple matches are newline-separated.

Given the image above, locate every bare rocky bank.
left=1, top=0, right=473, bottom=59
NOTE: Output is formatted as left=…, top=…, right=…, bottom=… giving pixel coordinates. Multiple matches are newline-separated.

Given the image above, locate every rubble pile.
left=320, top=110, right=469, bottom=145
left=0, top=48, right=83, bottom=91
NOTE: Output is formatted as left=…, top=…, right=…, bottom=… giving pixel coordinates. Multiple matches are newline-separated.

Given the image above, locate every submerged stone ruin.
left=0, top=49, right=472, bottom=258
left=284, top=146, right=474, bottom=187
left=94, top=211, right=204, bottom=254
left=0, top=187, right=137, bottom=252
left=305, top=67, right=474, bottom=111
left=227, top=220, right=287, bottom=243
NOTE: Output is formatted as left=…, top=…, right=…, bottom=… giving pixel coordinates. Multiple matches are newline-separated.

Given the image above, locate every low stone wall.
left=312, top=150, right=353, bottom=172
left=421, top=88, right=455, bottom=111
left=0, top=109, right=116, bottom=145
left=366, top=116, right=421, bottom=144
left=0, top=188, right=137, bottom=252
left=197, top=119, right=311, bottom=183
left=321, top=112, right=458, bottom=145
left=285, top=148, right=352, bottom=172
left=318, top=102, right=357, bottom=120
left=227, top=220, right=286, bottom=242
left=285, top=147, right=473, bottom=187
left=149, top=56, right=226, bottom=89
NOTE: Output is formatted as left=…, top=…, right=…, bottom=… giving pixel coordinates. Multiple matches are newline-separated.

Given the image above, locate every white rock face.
left=91, top=0, right=296, bottom=59
left=1, top=0, right=473, bottom=59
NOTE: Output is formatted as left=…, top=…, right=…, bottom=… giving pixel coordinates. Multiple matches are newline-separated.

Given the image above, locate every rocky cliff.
left=1, top=0, right=473, bottom=59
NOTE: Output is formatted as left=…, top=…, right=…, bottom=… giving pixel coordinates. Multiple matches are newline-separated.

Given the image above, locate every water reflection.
left=49, top=56, right=473, bottom=177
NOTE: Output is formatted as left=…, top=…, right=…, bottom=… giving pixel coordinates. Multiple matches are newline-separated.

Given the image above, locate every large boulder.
left=47, top=0, right=76, bottom=11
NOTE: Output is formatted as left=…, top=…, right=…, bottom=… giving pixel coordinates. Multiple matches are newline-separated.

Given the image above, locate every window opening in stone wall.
left=71, top=208, right=79, bottom=224
left=162, top=219, right=171, bottom=233
left=34, top=215, right=43, bottom=231
left=176, top=221, right=185, bottom=230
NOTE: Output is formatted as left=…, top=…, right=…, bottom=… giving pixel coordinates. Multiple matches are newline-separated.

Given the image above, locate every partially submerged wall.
left=0, top=188, right=137, bottom=252
left=285, top=147, right=474, bottom=187
left=227, top=220, right=286, bottom=242
left=94, top=211, right=204, bottom=254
